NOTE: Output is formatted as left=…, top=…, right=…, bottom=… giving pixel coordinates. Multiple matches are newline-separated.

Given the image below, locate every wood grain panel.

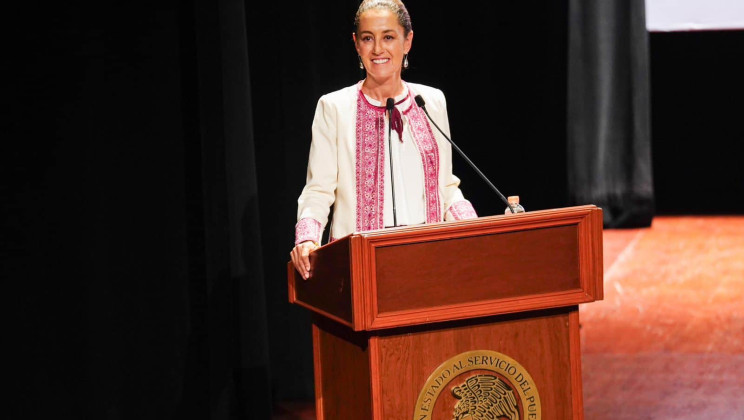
left=374, top=225, right=580, bottom=313
left=314, top=316, right=373, bottom=420
left=374, top=308, right=577, bottom=419
left=291, top=239, right=353, bottom=326
left=569, top=310, right=584, bottom=420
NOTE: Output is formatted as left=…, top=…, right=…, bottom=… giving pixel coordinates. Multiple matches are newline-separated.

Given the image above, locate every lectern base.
left=312, top=307, right=583, bottom=420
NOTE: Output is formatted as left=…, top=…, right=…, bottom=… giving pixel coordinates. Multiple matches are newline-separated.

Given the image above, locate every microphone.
left=414, top=94, right=515, bottom=213
left=386, top=98, right=398, bottom=226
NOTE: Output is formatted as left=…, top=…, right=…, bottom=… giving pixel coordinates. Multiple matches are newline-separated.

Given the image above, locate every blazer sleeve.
left=295, top=96, right=338, bottom=244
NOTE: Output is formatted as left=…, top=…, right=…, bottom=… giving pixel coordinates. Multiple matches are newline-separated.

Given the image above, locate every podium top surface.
left=288, top=205, right=604, bottom=331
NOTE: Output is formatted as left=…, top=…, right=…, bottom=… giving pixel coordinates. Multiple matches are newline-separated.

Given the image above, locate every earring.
left=358, top=56, right=364, bottom=69
left=403, top=54, right=409, bottom=69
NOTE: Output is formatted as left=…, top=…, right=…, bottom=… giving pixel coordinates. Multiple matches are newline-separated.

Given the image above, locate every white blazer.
left=296, top=82, right=476, bottom=244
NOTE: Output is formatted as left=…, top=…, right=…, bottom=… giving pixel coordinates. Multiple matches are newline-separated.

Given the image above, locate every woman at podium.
left=291, top=0, right=477, bottom=279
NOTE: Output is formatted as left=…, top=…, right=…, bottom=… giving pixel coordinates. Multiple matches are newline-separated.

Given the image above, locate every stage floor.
left=581, top=216, right=744, bottom=418
left=275, top=216, right=744, bottom=419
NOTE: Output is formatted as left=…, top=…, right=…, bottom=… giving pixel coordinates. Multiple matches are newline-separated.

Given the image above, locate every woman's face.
left=354, top=9, right=412, bottom=83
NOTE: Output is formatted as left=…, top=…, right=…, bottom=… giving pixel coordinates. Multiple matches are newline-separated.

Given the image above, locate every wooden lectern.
left=288, top=205, right=603, bottom=419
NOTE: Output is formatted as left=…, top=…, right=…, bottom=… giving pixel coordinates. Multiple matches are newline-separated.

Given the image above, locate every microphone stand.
left=415, top=95, right=515, bottom=213
left=386, top=98, right=398, bottom=226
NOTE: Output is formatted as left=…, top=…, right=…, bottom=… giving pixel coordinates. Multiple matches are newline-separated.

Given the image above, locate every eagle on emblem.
left=451, top=374, right=519, bottom=420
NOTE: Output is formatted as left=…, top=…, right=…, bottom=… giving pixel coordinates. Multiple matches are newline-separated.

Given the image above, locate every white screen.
left=647, top=0, right=744, bottom=31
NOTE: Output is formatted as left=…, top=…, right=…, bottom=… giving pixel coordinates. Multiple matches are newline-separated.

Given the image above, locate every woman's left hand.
left=290, top=241, right=319, bottom=280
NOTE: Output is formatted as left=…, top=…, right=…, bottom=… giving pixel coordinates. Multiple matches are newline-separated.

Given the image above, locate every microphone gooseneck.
left=413, top=95, right=426, bottom=109
left=385, top=98, right=399, bottom=226
left=414, top=95, right=514, bottom=213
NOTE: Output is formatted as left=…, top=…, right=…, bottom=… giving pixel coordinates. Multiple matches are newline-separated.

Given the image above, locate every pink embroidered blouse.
left=295, top=82, right=476, bottom=245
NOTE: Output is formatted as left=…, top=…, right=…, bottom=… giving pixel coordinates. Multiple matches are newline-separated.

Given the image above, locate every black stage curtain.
left=8, top=1, right=270, bottom=418
left=567, top=0, right=655, bottom=227
left=180, top=0, right=272, bottom=417
left=650, top=31, right=744, bottom=214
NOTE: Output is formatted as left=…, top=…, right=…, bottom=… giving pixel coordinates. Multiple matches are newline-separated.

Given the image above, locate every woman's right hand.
left=291, top=241, right=319, bottom=280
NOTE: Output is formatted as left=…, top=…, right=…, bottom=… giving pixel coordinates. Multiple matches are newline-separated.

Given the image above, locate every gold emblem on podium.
left=413, top=350, right=541, bottom=420
left=452, top=374, right=519, bottom=420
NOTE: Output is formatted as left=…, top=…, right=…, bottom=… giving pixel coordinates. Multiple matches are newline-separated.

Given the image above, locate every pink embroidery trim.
left=295, top=218, right=322, bottom=245
left=355, top=87, right=386, bottom=232
left=448, top=200, right=478, bottom=220
left=404, top=90, right=441, bottom=224
left=354, top=83, right=443, bottom=230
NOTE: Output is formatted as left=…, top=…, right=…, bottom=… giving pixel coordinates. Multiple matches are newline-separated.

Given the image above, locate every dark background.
left=4, top=1, right=742, bottom=418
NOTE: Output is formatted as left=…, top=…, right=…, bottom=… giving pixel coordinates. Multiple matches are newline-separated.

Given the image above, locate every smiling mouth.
left=372, top=58, right=390, bottom=64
